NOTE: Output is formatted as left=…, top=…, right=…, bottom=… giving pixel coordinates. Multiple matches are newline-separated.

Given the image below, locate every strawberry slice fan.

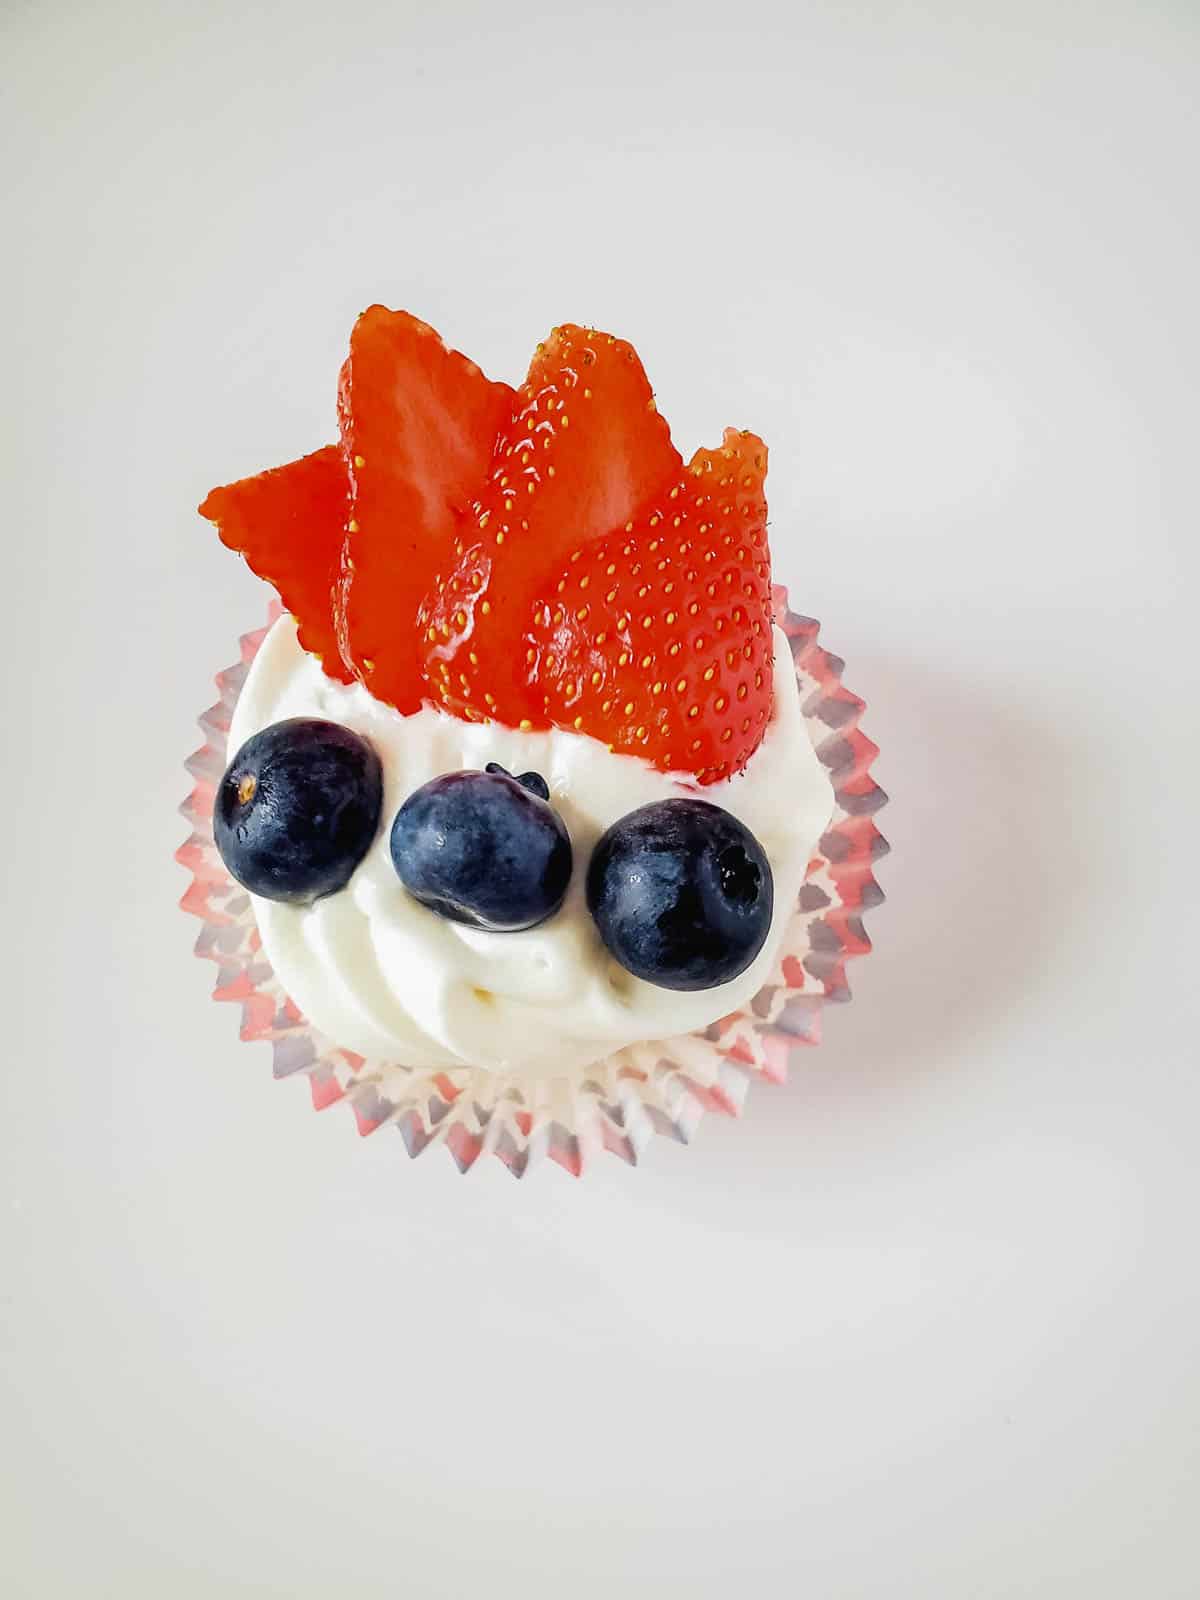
left=200, top=312, right=775, bottom=782
left=188, top=308, right=887, bottom=1175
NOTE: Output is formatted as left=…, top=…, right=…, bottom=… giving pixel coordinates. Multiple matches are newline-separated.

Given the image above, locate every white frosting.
left=228, top=618, right=832, bottom=1074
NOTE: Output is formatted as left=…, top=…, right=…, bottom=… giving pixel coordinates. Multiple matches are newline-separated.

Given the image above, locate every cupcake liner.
left=178, top=588, right=887, bottom=1176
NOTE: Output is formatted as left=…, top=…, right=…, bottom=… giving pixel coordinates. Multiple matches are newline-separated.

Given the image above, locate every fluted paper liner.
left=178, top=590, right=887, bottom=1175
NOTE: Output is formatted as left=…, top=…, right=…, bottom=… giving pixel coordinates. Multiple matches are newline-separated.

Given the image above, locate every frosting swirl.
left=227, top=617, right=831, bottom=1074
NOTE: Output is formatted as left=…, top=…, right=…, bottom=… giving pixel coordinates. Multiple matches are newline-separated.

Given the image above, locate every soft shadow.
left=768, top=650, right=1095, bottom=1114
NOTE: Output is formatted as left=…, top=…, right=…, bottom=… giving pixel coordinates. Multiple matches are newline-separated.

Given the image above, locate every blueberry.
left=485, top=762, right=550, bottom=801
left=390, top=767, right=572, bottom=931
left=214, top=718, right=383, bottom=904
left=586, top=799, right=774, bottom=990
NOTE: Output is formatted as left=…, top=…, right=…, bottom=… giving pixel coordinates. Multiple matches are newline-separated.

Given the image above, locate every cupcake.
left=181, top=309, right=885, bottom=1173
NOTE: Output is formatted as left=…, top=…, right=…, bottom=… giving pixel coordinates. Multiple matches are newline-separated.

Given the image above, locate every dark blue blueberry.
left=214, top=718, right=383, bottom=904
left=391, top=767, right=572, bottom=931
left=485, top=762, right=550, bottom=801
left=586, top=799, right=773, bottom=991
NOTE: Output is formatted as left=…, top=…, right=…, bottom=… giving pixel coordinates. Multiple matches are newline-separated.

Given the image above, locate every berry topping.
left=419, top=324, right=682, bottom=726
left=338, top=307, right=516, bottom=711
left=199, top=446, right=353, bottom=683
left=484, top=761, right=550, bottom=801
left=201, top=310, right=776, bottom=785
left=390, top=768, right=572, bottom=932
left=215, top=719, right=383, bottom=904
left=586, top=799, right=773, bottom=991
left=530, top=429, right=773, bottom=782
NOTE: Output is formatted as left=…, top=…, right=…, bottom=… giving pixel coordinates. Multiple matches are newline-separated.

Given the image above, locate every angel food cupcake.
left=185, top=309, right=885, bottom=1171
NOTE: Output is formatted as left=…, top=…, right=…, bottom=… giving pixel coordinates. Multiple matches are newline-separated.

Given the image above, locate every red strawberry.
left=199, top=445, right=353, bottom=683
left=338, top=307, right=515, bottom=713
left=420, top=325, right=682, bottom=725
left=201, top=314, right=775, bottom=786
left=527, top=429, right=774, bottom=783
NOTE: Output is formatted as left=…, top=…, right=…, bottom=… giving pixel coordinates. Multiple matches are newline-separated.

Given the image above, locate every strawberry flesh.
left=201, top=316, right=777, bottom=785
left=199, top=446, right=353, bottom=683
left=420, top=325, right=682, bottom=725
left=338, top=307, right=515, bottom=713
left=528, top=430, right=774, bottom=783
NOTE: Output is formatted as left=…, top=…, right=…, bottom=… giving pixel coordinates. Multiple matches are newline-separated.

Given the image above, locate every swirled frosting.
left=227, top=617, right=831, bottom=1074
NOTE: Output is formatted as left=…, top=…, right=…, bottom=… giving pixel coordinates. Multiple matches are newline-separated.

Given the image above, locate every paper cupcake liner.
left=178, top=588, right=887, bottom=1176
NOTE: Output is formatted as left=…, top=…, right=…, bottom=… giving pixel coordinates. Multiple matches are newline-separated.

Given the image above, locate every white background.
left=3, top=2, right=1198, bottom=1595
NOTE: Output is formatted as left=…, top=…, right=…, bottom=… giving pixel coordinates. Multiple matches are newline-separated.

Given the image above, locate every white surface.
left=2, top=2, right=1198, bottom=1596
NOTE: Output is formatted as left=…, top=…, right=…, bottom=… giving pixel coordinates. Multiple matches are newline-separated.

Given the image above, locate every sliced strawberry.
left=201, top=315, right=771, bottom=786
left=199, top=446, right=353, bottom=683
left=338, top=307, right=516, bottom=713
left=527, top=429, right=774, bottom=783
left=420, top=325, right=682, bottom=725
